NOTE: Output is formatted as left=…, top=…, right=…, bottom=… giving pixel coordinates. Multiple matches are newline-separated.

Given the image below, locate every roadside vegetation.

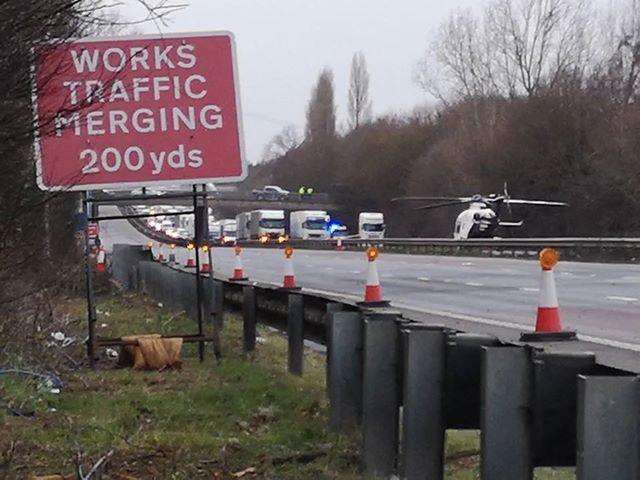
left=1, top=291, right=575, bottom=479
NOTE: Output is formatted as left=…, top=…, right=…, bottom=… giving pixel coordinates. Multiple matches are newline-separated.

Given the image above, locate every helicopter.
left=392, top=186, right=568, bottom=239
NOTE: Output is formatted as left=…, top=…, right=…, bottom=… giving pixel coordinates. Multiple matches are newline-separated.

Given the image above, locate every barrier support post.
left=481, top=346, right=532, bottom=480
left=362, top=313, right=400, bottom=478
left=327, top=311, right=363, bottom=431
left=210, top=280, right=224, bottom=361
left=242, top=285, right=256, bottom=353
left=287, top=293, right=304, bottom=375
left=325, top=302, right=344, bottom=399
left=401, top=327, right=446, bottom=480
left=577, top=375, right=640, bottom=479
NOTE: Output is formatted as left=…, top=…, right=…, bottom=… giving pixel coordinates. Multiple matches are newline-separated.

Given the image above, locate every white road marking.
left=465, top=282, right=483, bottom=287
left=443, top=279, right=453, bottom=283
left=302, top=287, right=640, bottom=354
left=462, top=262, right=474, bottom=266
left=521, top=287, right=539, bottom=292
left=606, top=296, right=639, bottom=302
left=418, top=277, right=429, bottom=282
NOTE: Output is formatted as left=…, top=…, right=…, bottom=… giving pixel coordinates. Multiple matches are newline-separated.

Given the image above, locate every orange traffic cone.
left=281, top=246, right=300, bottom=290
left=96, top=248, right=106, bottom=272
left=229, top=246, right=248, bottom=281
left=157, top=243, right=166, bottom=263
left=357, top=247, right=390, bottom=307
left=200, top=245, right=211, bottom=274
left=520, top=248, right=576, bottom=341
left=185, top=243, right=196, bottom=268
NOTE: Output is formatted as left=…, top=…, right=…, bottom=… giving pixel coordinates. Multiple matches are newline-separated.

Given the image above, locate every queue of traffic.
left=132, top=205, right=385, bottom=245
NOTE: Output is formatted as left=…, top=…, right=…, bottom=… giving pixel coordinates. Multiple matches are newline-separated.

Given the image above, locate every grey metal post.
left=362, top=313, right=400, bottom=478
left=211, top=280, right=224, bottom=360
left=481, top=347, right=532, bottom=480
left=212, top=280, right=224, bottom=330
left=287, top=294, right=304, bottom=375
left=577, top=375, right=640, bottom=480
left=82, top=192, right=97, bottom=369
left=401, top=327, right=446, bottom=480
left=327, top=311, right=363, bottom=431
left=325, top=302, right=344, bottom=397
left=242, top=285, right=256, bottom=353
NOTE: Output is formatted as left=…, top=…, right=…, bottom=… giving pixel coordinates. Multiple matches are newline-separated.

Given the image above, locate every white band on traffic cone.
left=538, top=269, right=559, bottom=308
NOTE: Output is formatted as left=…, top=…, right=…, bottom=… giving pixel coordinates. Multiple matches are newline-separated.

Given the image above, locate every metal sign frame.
left=83, top=183, right=213, bottom=368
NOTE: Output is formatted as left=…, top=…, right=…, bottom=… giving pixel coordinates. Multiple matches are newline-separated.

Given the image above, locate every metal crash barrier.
left=112, top=244, right=640, bottom=480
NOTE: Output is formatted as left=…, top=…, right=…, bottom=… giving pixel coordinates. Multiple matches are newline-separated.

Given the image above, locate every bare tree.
left=418, top=0, right=592, bottom=101
left=305, top=68, right=336, bottom=142
left=261, top=124, right=301, bottom=162
left=347, top=52, right=372, bottom=130
left=595, top=0, right=640, bottom=103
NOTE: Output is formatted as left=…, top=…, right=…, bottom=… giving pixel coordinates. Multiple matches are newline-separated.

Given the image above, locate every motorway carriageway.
left=100, top=209, right=640, bottom=369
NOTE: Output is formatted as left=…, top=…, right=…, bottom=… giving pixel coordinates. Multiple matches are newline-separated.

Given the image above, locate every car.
left=252, top=185, right=290, bottom=201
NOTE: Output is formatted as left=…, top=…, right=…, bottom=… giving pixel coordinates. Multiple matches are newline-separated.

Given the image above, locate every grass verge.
left=1, top=292, right=575, bottom=479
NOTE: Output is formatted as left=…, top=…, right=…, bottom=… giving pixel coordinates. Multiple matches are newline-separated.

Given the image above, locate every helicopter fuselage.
left=453, top=202, right=500, bottom=239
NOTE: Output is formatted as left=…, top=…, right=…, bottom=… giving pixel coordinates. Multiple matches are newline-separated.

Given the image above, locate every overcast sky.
left=118, top=0, right=480, bottom=164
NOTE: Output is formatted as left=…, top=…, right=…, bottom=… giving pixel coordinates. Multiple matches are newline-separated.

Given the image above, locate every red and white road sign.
left=33, top=31, right=246, bottom=191
left=87, top=222, right=99, bottom=239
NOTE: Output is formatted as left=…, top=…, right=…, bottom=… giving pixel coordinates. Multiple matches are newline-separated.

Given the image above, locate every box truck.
left=249, top=210, right=286, bottom=240
left=358, top=212, right=385, bottom=239
left=290, top=210, right=330, bottom=239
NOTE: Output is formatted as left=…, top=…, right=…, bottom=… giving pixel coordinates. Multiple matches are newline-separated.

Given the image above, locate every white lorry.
left=290, top=210, right=330, bottom=240
left=235, top=212, right=252, bottom=240
left=249, top=210, right=286, bottom=240
left=358, top=212, right=385, bottom=239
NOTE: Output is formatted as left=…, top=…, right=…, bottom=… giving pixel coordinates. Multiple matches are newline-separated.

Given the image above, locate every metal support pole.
left=193, top=185, right=204, bottom=362
left=83, top=192, right=97, bottom=369
left=481, top=347, right=532, bottom=480
left=327, top=311, right=363, bottom=431
left=577, top=375, right=640, bottom=479
left=400, top=327, right=446, bottom=480
left=325, top=302, right=343, bottom=397
left=362, top=313, right=400, bottom=478
left=287, top=293, right=304, bottom=375
left=211, top=280, right=224, bottom=361
left=242, top=285, right=256, bottom=353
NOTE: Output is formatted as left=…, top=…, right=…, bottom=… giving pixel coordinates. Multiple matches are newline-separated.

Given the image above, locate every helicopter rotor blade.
left=413, top=200, right=474, bottom=211
left=504, top=199, right=568, bottom=206
left=391, top=196, right=471, bottom=203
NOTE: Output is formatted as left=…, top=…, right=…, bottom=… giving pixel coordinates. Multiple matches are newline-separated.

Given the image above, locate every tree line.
left=251, top=0, right=640, bottom=238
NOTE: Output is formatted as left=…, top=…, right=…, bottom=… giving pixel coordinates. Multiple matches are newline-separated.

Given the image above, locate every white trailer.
left=235, top=212, right=251, bottom=240
left=209, top=219, right=222, bottom=241
left=249, top=210, right=285, bottom=240
left=290, top=210, right=330, bottom=240
left=358, top=212, right=385, bottom=239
